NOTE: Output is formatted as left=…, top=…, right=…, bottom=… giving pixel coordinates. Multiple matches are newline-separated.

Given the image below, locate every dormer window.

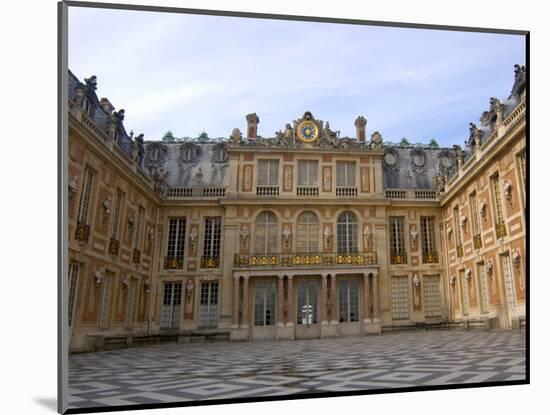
left=180, top=143, right=199, bottom=163
left=213, top=145, right=228, bottom=163
left=81, top=97, right=92, bottom=115
left=150, top=147, right=159, bottom=161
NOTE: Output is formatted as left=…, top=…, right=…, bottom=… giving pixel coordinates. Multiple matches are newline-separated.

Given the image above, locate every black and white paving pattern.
left=68, top=330, right=526, bottom=409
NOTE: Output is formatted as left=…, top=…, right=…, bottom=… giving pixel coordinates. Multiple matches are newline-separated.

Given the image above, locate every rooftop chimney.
left=246, top=113, right=260, bottom=139
left=355, top=116, right=367, bottom=142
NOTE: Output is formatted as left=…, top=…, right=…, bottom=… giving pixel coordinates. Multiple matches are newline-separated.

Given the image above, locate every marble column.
left=277, top=275, right=285, bottom=327
left=363, top=273, right=371, bottom=323
left=232, top=276, right=240, bottom=328
left=321, top=274, right=328, bottom=324
left=241, top=276, right=249, bottom=328
left=286, top=275, right=294, bottom=326
left=372, top=272, right=380, bottom=322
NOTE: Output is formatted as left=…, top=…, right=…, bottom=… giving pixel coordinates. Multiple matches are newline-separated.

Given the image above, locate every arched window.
left=254, top=211, right=278, bottom=254
left=296, top=211, right=319, bottom=253
left=337, top=211, right=358, bottom=253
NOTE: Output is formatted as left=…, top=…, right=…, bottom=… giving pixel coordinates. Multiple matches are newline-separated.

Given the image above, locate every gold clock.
left=296, top=121, right=319, bottom=143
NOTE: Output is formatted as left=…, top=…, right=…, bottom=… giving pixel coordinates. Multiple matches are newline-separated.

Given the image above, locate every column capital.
left=277, top=274, right=285, bottom=280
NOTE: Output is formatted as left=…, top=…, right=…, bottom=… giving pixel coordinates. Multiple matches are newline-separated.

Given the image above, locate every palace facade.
left=66, top=65, right=527, bottom=352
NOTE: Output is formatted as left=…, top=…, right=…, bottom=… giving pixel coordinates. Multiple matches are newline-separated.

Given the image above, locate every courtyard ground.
left=68, top=330, right=526, bottom=409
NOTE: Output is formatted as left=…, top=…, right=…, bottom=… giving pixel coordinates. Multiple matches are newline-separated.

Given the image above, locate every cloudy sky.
left=68, top=6, right=525, bottom=147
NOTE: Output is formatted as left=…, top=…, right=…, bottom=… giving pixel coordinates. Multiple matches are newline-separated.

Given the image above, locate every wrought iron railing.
left=422, top=251, right=439, bottom=264
left=75, top=222, right=90, bottom=242
left=164, top=255, right=184, bottom=269
left=108, top=238, right=120, bottom=256
left=473, top=234, right=482, bottom=249
left=201, top=255, right=220, bottom=268
left=495, top=221, right=507, bottom=238
left=390, top=251, right=408, bottom=265
left=133, top=249, right=141, bottom=264
left=234, top=251, right=377, bottom=268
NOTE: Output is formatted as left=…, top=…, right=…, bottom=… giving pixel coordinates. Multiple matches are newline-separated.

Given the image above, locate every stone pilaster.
left=241, top=276, right=249, bottom=328
left=363, top=273, right=371, bottom=323
left=286, top=275, right=294, bottom=327
left=232, top=276, right=240, bottom=328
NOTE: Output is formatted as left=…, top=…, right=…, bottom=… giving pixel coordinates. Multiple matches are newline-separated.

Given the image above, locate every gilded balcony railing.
left=456, top=244, right=464, bottom=257
left=201, top=255, right=220, bottom=268
left=473, top=234, right=483, bottom=249
left=75, top=222, right=90, bottom=242
left=233, top=251, right=377, bottom=268
left=133, top=249, right=141, bottom=264
left=496, top=221, right=507, bottom=238
left=108, top=238, right=120, bottom=256
left=422, top=251, right=439, bottom=264
left=390, top=251, right=408, bottom=265
left=164, top=255, right=184, bottom=269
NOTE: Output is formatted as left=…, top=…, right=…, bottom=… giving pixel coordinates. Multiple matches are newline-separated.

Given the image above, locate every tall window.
left=501, top=253, right=516, bottom=312
left=423, top=275, right=442, bottom=319
left=81, top=97, right=92, bottom=115
left=391, top=276, right=410, bottom=320
left=469, top=193, right=480, bottom=235
left=134, top=206, right=144, bottom=250
left=203, top=217, right=221, bottom=267
left=198, top=281, right=219, bottom=328
left=453, top=206, right=462, bottom=245
left=257, top=159, right=279, bottom=185
left=460, top=269, right=469, bottom=315
left=161, top=282, right=182, bottom=328
left=110, top=190, right=124, bottom=240
left=296, top=211, right=319, bottom=253
left=68, top=263, right=79, bottom=327
left=420, top=216, right=436, bottom=262
left=336, top=161, right=356, bottom=186
left=477, top=263, right=489, bottom=314
left=337, top=211, right=358, bottom=253
left=297, top=280, right=319, bottom=325
left=470, top=192, right=482, bottom=249
left=517, top=151, right=526, bottom=193
left=76, top=167, right=94, bottom=225
left=298, top=160, right=318, bottom=186
left=99, top=271, right=113, bottom=329
left=254, top=281, right=276, bottom=326
left=338, top=279, right=359, bottom=322
left=492, top=173, right=506, bottom=237
left=124, top=278, right=136, bottom=329
left=389, top=216, right=406, bottom=263
left=166, top=218, right=186, bottom=268
left=254, top=212, right=278, bottom=254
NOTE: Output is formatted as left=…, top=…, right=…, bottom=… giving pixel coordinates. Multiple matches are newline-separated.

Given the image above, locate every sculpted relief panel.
left=322, top=166, right=332, bottom=192
left=283, top=165, right=293, bottom=191
left=243, top=165, right=253, bottom=192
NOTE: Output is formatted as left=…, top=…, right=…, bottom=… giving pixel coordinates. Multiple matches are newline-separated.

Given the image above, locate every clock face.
left=297, top=121, right=319, bottom=143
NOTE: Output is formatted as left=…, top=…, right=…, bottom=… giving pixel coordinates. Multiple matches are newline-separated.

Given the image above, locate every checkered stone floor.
left=68, top=330, right=526, bottom=409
